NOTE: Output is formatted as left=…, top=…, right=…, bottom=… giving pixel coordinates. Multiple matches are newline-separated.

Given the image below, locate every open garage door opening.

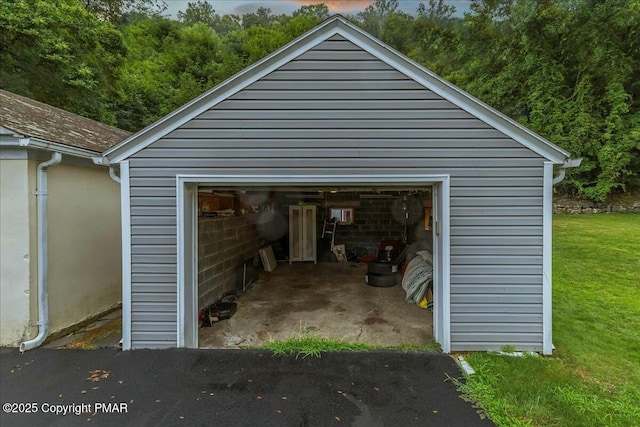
left=188, top=184, right=442, bottom=350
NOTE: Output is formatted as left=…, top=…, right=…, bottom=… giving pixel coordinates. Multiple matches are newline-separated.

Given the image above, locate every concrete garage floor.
left=199, top=262, right=433, bottom=348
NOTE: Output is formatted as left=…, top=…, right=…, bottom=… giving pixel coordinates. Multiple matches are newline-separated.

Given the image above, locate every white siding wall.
left=128, top=36, right=545, bottom=351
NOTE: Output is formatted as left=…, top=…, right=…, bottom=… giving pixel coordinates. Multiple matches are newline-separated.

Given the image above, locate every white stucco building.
left=0, top=89, right=129, bottom=348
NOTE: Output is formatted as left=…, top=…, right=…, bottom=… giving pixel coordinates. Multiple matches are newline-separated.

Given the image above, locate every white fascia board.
left=1, top=133, right=100, bottom=160
left=27, top=140, right=101, bottom=159
left=542, top=162, right=554, bottom=355
left=0, top=137, right=26, bottom=146
left=0, top=125, right=26, bottom=139
left=334, top=21, right=570, bottom=164
left=1, top=126, right=100, bottom=159
left=104, top=19, right=343, bottom=164
left=177, top=174, right=449, bottom=186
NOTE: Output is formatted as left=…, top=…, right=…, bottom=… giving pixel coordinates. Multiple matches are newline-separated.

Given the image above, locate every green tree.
left=114, top=17, right=226, bottom=130
left=177, top=1, right=216, bottom=27
left=418, top=0, right=456, bottom=21
left=211, top=14, right=241, bottom=35
left=285, top=4, right=330, bottom=38
left=80, top=0, right=166, bottom=24
left=242, top=26, right=290, bottom=63
left=242, top=7, right=282, bottom=29
left=450, top=0, right=640, bottom=201
left=0, top=0, right=125, bottom=124
left=407, top=0, right=460, bottom=76
left=292, top=4, right=330, bottom=21
left=356, top=0, right=399, bottom=37
left=379, top=11, right=414, bottom=53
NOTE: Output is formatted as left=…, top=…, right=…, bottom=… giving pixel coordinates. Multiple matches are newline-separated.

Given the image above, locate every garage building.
left=97, top=15, right=576, bottom=354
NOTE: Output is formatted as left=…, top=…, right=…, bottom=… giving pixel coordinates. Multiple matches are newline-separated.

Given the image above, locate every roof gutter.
left=18, top=136, right=99, bottom=159
left=553, top=158, right=582, bottom=185
left=20, top=151, right=63, bottom=352
left=92, top=155, right=110, bottom=166
left=91, top=156, right=121, bottom=184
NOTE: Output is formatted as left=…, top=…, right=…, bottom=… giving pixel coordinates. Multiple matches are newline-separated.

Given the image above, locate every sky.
left=164, top=0, right=472, bottom=18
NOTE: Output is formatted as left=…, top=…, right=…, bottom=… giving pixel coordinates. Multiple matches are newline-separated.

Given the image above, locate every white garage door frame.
left=176, top=174, right=451, bottom=352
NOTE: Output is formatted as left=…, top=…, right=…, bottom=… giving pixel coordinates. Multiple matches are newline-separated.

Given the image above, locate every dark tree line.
left=1, top=0, right=638, bottom=201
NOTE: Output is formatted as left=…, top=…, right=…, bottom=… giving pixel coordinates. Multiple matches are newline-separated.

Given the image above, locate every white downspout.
left=552, top=169, right=566, bottom=185
left=20, top=152, right=62, bottom=352
left=108, top=165, right=120, bottom=183
left=553, top=158, right=582, bottom=185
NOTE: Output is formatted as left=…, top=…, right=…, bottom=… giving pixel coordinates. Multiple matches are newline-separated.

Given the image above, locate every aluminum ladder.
left=322, top=217, right=337, bottom=248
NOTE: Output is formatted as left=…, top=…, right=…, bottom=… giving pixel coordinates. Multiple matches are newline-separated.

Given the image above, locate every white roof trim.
left=103, top=15, right=570, bottom=164
left=0, top=126, right=99, bottom=159
left=0, top=125, right=23, bottom=137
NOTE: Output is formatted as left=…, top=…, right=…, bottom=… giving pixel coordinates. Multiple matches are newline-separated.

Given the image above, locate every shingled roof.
left=0, top=89, right=131, bottom=153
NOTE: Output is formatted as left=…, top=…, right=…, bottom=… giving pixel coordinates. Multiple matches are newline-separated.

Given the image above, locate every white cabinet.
left=289, top=205, right=317, bottom=263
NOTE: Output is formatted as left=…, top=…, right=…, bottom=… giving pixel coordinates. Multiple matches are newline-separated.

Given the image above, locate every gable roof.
left=101, top=15, right=571, bottom=164
left=0, top=89, right=131, bottom=155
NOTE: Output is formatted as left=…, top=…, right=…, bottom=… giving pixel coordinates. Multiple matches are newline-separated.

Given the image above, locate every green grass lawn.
left=459, top=214, right=640, bottom=427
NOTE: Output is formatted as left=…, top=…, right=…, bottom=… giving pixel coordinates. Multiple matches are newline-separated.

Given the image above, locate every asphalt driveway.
left=0, top=348, right=494, bottom=426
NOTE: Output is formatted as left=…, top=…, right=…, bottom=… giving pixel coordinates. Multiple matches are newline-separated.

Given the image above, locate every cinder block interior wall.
left=324, top=195, right=406, bottom=250
left=198, top=217, right=263, bottom=309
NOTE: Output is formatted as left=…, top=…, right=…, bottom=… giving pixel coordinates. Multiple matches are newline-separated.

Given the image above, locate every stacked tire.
left=365, top=261, right=398, bottom=287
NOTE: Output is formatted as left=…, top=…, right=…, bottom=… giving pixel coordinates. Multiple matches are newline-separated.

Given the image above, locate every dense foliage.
left=1, top=0, right=638, bottom=201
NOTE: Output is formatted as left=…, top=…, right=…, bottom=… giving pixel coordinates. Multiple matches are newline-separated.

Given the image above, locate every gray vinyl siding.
left=128, top=35, right=545, bottom=351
